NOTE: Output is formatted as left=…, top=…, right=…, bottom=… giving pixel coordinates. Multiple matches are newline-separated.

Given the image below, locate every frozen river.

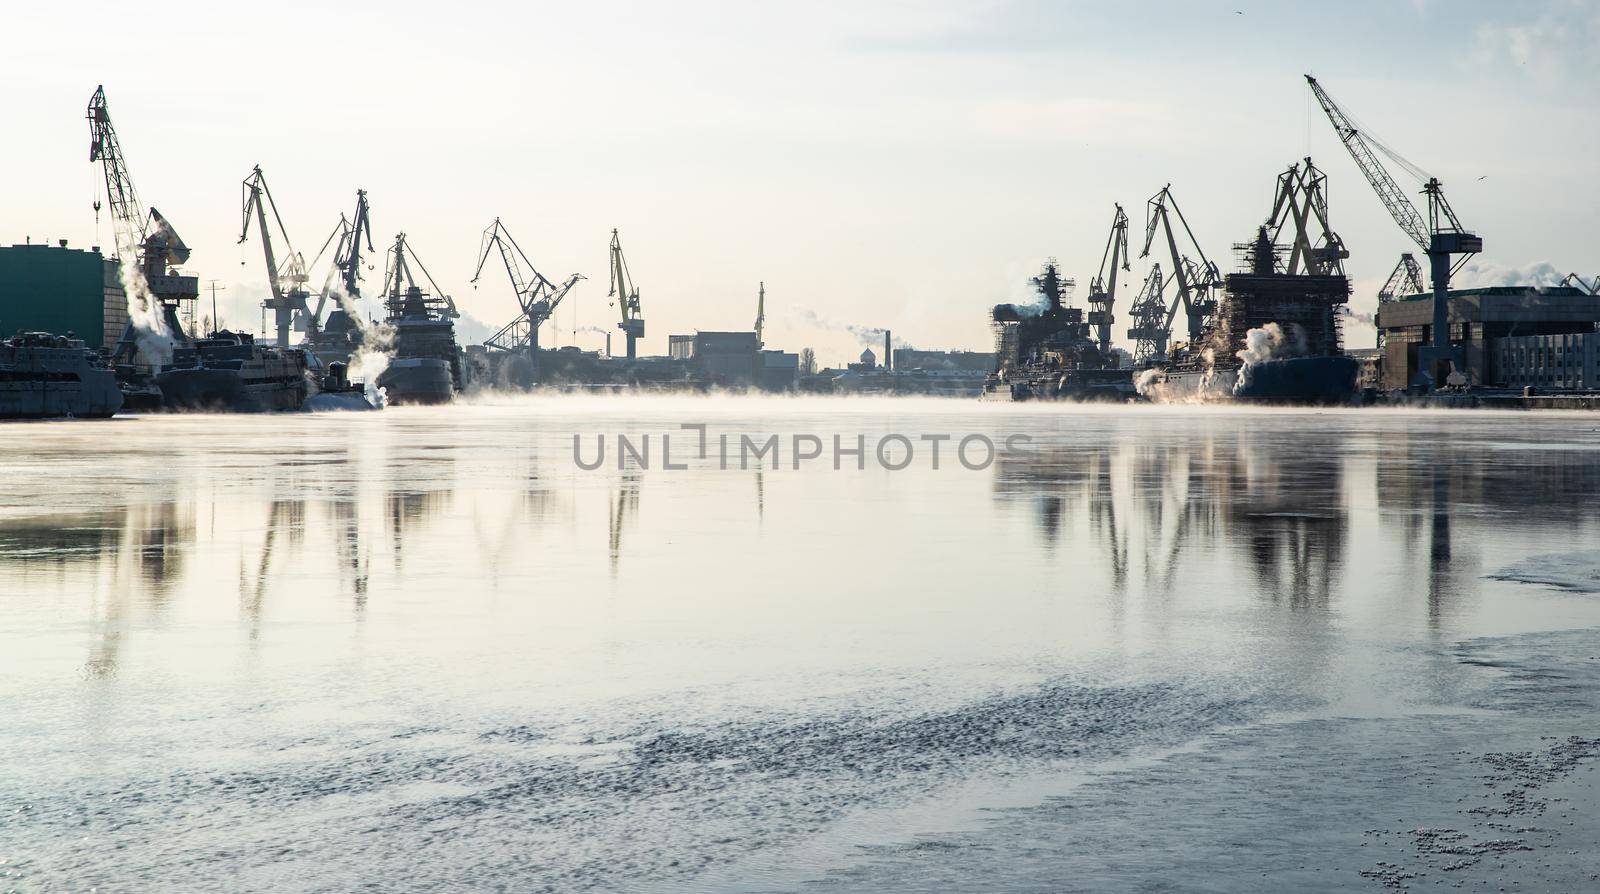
left=4, top=397, right=1600, bottom=891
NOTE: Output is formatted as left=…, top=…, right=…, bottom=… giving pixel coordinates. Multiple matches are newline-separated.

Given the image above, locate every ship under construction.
left=1137, top=161, right=1359, bottom=404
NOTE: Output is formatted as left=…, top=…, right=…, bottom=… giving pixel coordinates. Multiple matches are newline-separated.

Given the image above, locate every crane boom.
left=87, top=86, right=146, bottom=248
left=1304, top=77, right=1430, bottom=250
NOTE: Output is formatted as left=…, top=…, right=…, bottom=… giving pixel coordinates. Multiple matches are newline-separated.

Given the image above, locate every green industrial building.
left=0, top=241, right=127, bottom=350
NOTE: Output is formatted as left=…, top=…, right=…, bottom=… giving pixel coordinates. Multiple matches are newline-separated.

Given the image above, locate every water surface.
left=4, top=398, right=1600, bottom=891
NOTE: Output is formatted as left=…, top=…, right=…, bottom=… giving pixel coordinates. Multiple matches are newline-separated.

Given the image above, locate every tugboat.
left=155, top=330, right=310, bottom=412
left=375, top=233, right=461, bottom=405
left=983, top=261, right=1133, bottom=401
left=0, top=332, right=123, bottom=419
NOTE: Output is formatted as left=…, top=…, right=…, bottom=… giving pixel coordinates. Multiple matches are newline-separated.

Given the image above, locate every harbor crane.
left=754, top=282, right=766, bottom=349
left=1086, top=204, right=1129, bottom=355
left=608, top=229, right=645, bottom=359
left=1559, top=273, right=1598, bottom=296
left=238, top=165, right=312, bottom=346
left=304, top=190, right=375, bottom=338
left=88, top=85, right=199, bottom=356
left=1265, top=158, right=1349, bottom=276
left=1126, top=263, right=1169, bottom=363
left=471, top=218, right=585, bottom=371
left=1378, top=253, right=1426, bottom=304
left=1306, top=74, right=1482, bottom=387
left=1375, top=253, right=1425, bottom=349
left=1140, top=185, right=1221, bottom=344
left=383, top=233, right=458, bottom=321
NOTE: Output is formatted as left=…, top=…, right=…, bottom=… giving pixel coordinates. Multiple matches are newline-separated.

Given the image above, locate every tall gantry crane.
left=754, top=282, right=766, bottom=349
left=608, top=229, right=644, bottom=359
left=88, top=85, right=198, bottom=354
left=1086, top=204, right=1129, bottom=355
left=239, top=165, right=312, bottom=346
left=1265, top=158, right=1349, bottom=276
left=1140, top=185, right=1220, bottom=344
left=1126, top=264, right=1169, bottom=363
left=1306, top=74, right=1482, bottom=385
left=471, top=218, right=585, bottom=370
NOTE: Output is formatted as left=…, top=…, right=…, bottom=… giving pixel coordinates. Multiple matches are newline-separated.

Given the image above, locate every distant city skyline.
left=3, top=0, right=1596, bottom=364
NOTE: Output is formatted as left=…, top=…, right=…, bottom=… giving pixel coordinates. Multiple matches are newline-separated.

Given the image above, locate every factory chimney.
left=884, top=331, right=891, bottom=372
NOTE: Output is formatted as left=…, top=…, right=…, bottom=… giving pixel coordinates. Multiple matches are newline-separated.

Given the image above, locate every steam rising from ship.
left=322, top=274, right=394, bottom=407
left=1234, top=323, right=1306, bottom=394
left=115, top=237, right=175, bottom=367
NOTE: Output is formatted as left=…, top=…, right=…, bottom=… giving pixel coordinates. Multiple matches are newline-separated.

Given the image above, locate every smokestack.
left=885, top=331, right=891, bottom=372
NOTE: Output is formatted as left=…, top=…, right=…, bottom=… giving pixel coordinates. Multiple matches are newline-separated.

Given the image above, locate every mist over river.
left=5, top=397, right=1600, bottom=892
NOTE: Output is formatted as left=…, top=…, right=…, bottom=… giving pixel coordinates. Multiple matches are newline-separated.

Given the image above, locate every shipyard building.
left=0, top=242, right=127, bottom=349
left=1376, top=286, right=1600, bottom=389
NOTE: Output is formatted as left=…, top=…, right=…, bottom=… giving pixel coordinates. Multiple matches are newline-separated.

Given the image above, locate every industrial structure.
left=471, top=218, right=584, bottom=385
left=378, top=233, right=462, bottom=404
left=608, top=230, right=645, bottom=360
left=1140, top=159, right=1357, bottom=403
left=986, top=256, right=1131, bottom=400
left=1375, top=285, right=1600, bottom=389
left=238, top=165, right=312, bottom=347
left=1307, top=74, right=1483, bottom=389
left=87, top=85, right=199, bottom=365
left=1085, top=205, right=1129, bottom=355
left=0, top=241, right=125, bottom=349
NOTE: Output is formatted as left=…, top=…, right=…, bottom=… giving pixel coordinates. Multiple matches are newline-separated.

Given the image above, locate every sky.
left=3, top=0, right=1597, bottom=364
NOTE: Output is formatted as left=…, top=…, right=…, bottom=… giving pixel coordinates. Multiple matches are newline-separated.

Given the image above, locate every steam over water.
left=4, top=398, right=1600, bottom=891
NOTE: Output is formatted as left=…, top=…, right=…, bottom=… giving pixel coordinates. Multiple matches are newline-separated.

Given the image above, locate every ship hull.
left=156, top=368, right=308, bottom=412
left=377, top=358, right=455, bottom=405
left=0, top=372, right=123, bottom=419
left=1146, top=356, right=1359, bottom=405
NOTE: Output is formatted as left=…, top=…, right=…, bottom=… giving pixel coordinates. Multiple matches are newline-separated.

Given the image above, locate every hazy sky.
left=4, top=0, right=1597, bottom=362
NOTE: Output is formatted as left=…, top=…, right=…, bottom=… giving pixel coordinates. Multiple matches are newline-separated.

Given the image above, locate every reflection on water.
left=995, top=430, right=1351, bottom=614
left=4, top=401, right=1600, bottom=892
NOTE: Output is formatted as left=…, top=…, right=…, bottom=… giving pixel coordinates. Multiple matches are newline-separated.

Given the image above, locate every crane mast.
left=608, top=229, right=644, bottom=359
left=1086, top=204, right=1129, bottom=355
left=239, top=165, right=311, bottom=346
left=1305, top=74, right=1482, bottom=386
left=1266, top=158, right=1349, bottom=276
left=1140, top=185, right=1219, bottom=345
left=471, top=218, right=585, bottom=372
left=87, top=85, right=198, bottom=357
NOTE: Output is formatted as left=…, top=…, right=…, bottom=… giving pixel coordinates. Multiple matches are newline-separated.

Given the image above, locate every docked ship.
left=375, top=234, right=462, bottom=405
left=983, top=261, right=1133, bottom=401
left=155, top=330, right=310, bottom=412
left=1140, top=160, right=1359, bottom=405
left=0, top=332, right=123, bottom=419
left=1141, top=225, right=1358, bottom=404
